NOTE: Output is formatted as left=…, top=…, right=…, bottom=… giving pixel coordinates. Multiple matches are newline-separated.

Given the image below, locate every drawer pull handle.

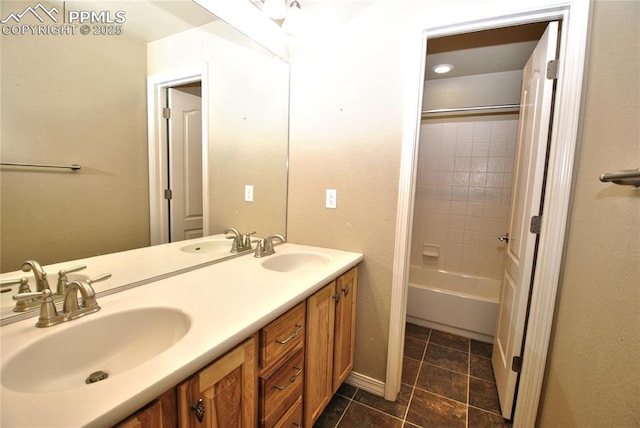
left=273, top=367, right=302, bottom=390
left=276, top=324, right=303, bottom=345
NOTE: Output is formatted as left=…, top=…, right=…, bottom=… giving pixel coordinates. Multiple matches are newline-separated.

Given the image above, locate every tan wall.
left=148, top=21, right=289, bottom=238
left=287, top=0, right=558, bottom=386
left=288, top=4, right=407, bottom=381
left=289, top=0, right=638, bottom=413
left=537, top=1, right=640, bottom=425
left=0, top=6, right=149, bottom=272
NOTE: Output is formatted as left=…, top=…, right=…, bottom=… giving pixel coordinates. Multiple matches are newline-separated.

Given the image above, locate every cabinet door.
left=304, top=281, right=336, bottom=428
left=332, top=267, right=358, bottom=393
left=178, top=336, right=258, bottom=428
left=116, top=389, right=177, bottom=428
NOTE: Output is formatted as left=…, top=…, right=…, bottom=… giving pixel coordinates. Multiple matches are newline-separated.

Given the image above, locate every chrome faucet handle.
left=21, top=260, right=50, bottom=292
left=8, top=278, right=35, bottom=312
left=1, top=277, right=31, bottom=293
left=253, top=239, right=265, bottom=258
left=14, top=289, right=63, bottom=328
left=56, top=264, right=87, bottom=295
left=87, top=273, right=112, bottom=286
left=83, top=273, right=111, bottom=308
left=242, top=231, right=257, bottom=250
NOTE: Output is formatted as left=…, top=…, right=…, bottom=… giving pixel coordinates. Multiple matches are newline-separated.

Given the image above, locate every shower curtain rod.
left=421, top=103, right=521, bottom=116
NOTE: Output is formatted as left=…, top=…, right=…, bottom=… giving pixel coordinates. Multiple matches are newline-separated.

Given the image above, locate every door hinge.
left=162, top=107, right=171, bottom=119
left=530, top=215, right=542, bottom=234
left=546, top=59, right=559, bottom=80
left=512, top=355, right=523, bottom=373
left=164, top=189, right=173, bottom=200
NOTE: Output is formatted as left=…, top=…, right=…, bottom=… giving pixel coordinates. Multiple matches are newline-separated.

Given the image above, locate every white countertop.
left=0, top=243, right=363, bottom=427
left=0, top=234, right=238, bottom=320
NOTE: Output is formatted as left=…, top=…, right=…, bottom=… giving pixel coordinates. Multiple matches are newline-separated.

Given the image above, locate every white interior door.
left=492, top=21, right=559, bottom=419
left=168, top=86, right=203, bottom=242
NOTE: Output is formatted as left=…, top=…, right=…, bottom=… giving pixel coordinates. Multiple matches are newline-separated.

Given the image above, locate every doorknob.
left=498, top=233, right=510, bottom=243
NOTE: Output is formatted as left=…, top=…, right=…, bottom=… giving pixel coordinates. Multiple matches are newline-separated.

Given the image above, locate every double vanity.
left=0, top=240, right=363, bottom=427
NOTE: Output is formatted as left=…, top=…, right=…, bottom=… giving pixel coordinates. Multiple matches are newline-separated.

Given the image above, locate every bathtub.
left=406, top=266, right=500, bottom=343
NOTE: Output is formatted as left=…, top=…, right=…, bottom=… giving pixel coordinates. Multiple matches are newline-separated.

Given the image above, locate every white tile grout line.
left=406, top=328, right=431, bottom=426
left=333, top=399, right=350, bottom=428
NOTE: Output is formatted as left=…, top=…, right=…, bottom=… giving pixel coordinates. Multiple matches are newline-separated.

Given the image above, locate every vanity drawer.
left=260, top=349, right=304, bottom=428
left=274, top=397, right=302, bottom=428
left=260, top=301, right=305, bottom=369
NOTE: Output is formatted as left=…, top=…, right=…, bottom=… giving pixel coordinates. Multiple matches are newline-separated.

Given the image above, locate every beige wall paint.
left=1, top=16, right=149, bottom=272
left=289, top=3, right=407, bottom=381
left=148, top=21, right=289, bottom=238
left=289, top=1, right=637, bottom=418
left=538, top=1, right=640, bottom=425
left=288, top=0, right=575, bottom=386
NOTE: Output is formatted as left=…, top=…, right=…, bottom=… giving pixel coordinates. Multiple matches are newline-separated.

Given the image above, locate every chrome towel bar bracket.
left=599, top=168, right=640, bottom=187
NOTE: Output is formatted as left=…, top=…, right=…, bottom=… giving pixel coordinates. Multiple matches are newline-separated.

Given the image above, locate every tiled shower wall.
left=411, top=119, right=519, bottom=279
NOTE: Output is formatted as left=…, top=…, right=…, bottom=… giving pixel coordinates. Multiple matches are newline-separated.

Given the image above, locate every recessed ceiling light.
left=433, top=64, right=454, bottom=74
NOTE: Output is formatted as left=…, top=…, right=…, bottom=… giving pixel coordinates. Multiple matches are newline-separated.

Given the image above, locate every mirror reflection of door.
left=167, top=84, right=204, bottom=242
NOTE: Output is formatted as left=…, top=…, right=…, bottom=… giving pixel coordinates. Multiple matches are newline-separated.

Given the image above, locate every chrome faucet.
left=21, top=260, right=50, bottom=292
left=254, top=233, right=286, bottom=258
left=13, top=273, right=110, bottom=328
left=11, top=261, right=89, bottom=312
left=224, top=228, right=256, bottom=253
left=62, top=275, right=106, bottom=321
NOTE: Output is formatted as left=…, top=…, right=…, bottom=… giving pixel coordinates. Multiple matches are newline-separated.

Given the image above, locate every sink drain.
left=86, top=370, right=109, bottom=384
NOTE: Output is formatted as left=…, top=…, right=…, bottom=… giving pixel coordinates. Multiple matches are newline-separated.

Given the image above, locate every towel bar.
left=599, top=168, right=640, bottom=187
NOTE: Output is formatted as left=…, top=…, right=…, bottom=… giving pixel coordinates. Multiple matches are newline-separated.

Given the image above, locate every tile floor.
left=314, top=323, right=512, bottom=428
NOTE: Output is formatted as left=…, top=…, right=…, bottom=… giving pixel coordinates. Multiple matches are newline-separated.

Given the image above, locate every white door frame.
left=386, top=2, right=590, bottom=426
left=147, top=65, right=210, bottom=245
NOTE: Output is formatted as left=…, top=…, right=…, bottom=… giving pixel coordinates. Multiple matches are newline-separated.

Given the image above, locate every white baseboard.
left=345, top=371, right=385, bottom=397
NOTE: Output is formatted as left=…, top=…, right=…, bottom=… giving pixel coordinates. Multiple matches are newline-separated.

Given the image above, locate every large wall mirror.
left=0, top=0, right=289, bottom=321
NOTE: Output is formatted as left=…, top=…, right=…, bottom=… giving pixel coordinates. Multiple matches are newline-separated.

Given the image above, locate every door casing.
left=147, top=66, right=210, bottom=245
left=386, top=3, right=591, bottom=427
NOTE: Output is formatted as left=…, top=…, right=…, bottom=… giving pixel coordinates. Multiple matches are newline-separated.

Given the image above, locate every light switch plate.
left=244, top=185, right=254, bottom=202
left=326, top=189, right=337, bottom=209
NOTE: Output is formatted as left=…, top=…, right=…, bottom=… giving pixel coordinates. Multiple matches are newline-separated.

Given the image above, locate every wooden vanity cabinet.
left=116, top=389, right=177, bottom=428
left=304, top=267, right=358, bottom=428
left=116, top=264, right=359, bottom=428
left=258, top=301, right=305, bottom=428
left=177, top=335, right=258, bottom=428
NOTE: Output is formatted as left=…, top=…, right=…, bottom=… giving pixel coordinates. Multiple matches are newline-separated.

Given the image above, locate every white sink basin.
left=1, top=307, right=190, bottom=394
left=180, top=238, right=230, bottom=254
left=261, top=252, right=332, bottom=273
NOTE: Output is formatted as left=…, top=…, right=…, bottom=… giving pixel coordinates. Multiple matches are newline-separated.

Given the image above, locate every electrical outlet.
left=326, top=189, right=337, bottom=209
left=244, top=185, right=254, bottom=202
